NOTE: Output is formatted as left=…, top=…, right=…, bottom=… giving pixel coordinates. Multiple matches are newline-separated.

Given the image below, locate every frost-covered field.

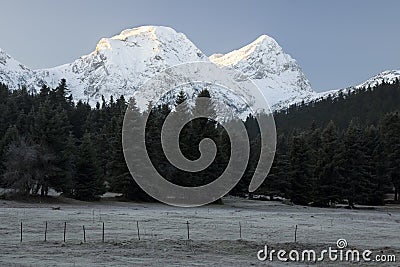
left=0, top=197, right=399, bottom=266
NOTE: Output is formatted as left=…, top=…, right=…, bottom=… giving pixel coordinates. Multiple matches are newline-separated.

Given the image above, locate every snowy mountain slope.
left=0, top=26, right=316, bottom=113
left=355, top=70, right=400, bottom=89
left=314, top=70, right=400, bottom=102
left=0, top=48, right=35, bottom=92
left=34, top=26, right=209, bottom=105
left=209, top=35, right=316, bottom=110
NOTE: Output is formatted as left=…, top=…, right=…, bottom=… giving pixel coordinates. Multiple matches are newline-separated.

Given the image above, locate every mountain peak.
left=0, top=26, right=314, bottom=112
left=210, top=34, right=282, bottom=67
left=114, top=26, right=159, bottom=40
left=210, top=34, right=314, bottom=110
left=112, top=25, right=177, bottom=41
left=35, top=25, right=208, bottom=105
left=94, top=25, right=182, bottom=53
left=0, top=48, right=31, bottom=72
left=251, top=34, right=278, bottom=47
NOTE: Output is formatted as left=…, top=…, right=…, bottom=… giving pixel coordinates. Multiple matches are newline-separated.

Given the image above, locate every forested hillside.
left=274, top=79, right=400, bottom=132
left=257, top=79, right=400, bottom=206
left=0, top=80, right=135, bottom=200
left=0, top=79, right=399, bottom=207
left=0, top=80, right=242, bottom=201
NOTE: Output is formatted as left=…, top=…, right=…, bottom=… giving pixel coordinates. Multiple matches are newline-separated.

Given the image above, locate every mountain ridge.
left=0, top=25, right=399, bottom=113
left=0, top=25, right=315, bottom=113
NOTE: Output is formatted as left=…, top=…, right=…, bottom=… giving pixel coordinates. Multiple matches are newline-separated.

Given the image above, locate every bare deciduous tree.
left=3, top=137, right=56, bottom=196
left=3, top=138, right=39, bottom=195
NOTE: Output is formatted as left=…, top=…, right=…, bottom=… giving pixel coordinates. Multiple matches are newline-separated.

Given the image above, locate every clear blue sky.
left=0, top=0, right=399, bottom=92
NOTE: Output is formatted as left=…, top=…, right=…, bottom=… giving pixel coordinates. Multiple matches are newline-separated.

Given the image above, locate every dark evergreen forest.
left=261, top=79, right=400, bottom=206
left=0, top=78, right=399, bottom=206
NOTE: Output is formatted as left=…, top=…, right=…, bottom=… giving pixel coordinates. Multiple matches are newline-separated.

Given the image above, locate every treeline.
left=257, top=117, right=400, bottom=206
left=0, top=80, right=256, bottom=201
left=258, top=79, right=400, bottom=206
left=0, top=78, right=399, bottom=206
left=0, top=80, right=139, bottom=200
left=274, top=78, right=400, bottom=133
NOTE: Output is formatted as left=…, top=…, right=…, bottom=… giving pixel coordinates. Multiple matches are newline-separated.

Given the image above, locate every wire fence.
left=1, top=208, right=307, bottom=245
left=0, top=204, right=398, bottom=248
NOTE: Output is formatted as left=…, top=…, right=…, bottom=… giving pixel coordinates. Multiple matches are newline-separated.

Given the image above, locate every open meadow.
left=0, top=197, right=399, bottom=266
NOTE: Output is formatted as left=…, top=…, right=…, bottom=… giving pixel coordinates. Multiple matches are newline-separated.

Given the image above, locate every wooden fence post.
left=63, top=222, right=66, bottom=242
left=186, top=221, right=190, bottom=240
left=239, top=222, right=242, bottom=239
left=102, top=222, right=105, bottom=243
left=136, top=221, right=140, bottom=240
left=83, top=225, right=86, bottom=243
left=44, top=221, right=47, bottom=242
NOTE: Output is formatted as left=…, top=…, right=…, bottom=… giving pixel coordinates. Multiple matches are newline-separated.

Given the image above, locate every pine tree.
left=33, top=100, right=71, bottom=194
left=289, top=133, right=313, bottom=205
left=382, top=111, right=400, bottom=201
left=108, top=113, right=132, bottom=199
left=364, top=125, right=391, bottom=204
left=339, top=121, right=371, bottom=207
left=316, top=121, right=342, bottom=206
left=62, top=132, right=78, bottom=196
left=193, top=89, right=216, bottom=119
left=74, top=133, right=105, bottom=201
left=170, top=90, right=193, bottom=186
left=175, top=90, right=188, bottom=106
left=190, top=89, right=219, bottom=186
left=0, top=126, right=19, bottom=185
left=70, top=101, right=91, bottom=139
left=109, top=97, right=149, bottom=200
left=264, top=146, right=290, bottom=200
left=306, top=122, right=322, bottom=200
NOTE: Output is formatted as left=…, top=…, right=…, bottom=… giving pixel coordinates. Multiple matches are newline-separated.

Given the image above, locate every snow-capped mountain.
left=355, top=70, right=400, bottom=89
left=0, top=48, right=35, bottom=92
left=36, top=26, right=209, bottom=105
left=0, top=26, right=208, bottom=104
left=314, top=70, right=400, bottom=101
left=0, top=25, right=315, bottom=112
left=209, top=35, right=315, bottom=110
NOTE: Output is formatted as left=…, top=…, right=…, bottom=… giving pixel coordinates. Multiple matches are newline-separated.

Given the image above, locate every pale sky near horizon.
left=0, top=0, right=399, bottom=92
